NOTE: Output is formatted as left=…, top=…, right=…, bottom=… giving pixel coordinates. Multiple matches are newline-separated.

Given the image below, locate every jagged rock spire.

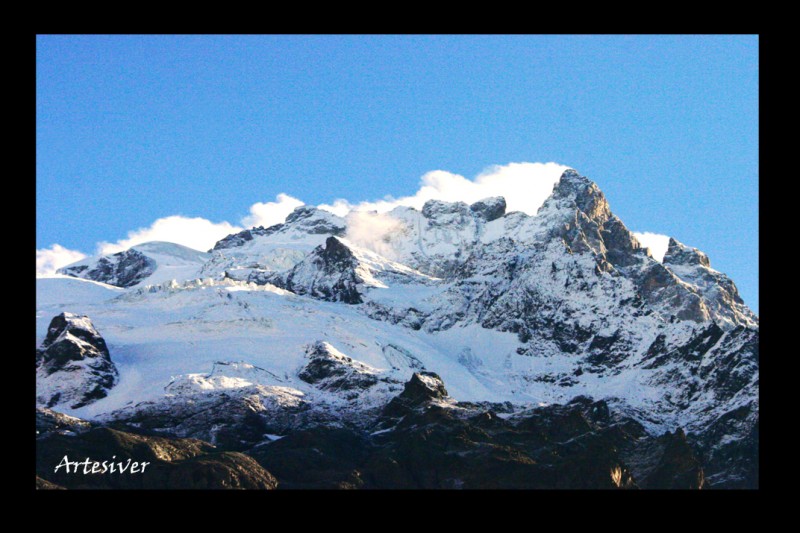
left=663, top=237, right=711, bottom=268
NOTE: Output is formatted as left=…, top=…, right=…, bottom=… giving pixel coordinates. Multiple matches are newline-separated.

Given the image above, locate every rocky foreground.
left=37, top=371, right=727, bottom=490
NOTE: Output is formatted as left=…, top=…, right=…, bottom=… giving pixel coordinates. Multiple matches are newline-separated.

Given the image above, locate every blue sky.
left=36, top=35, right=758, bottom=312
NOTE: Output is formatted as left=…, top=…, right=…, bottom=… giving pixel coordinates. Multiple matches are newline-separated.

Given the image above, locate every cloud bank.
left=318, top=162, right=569, bottom=217
left=36, top=244, right=87, bottom=276
left=97, top=216, right=243, bottom=255
left=241, top=193, right=304, bottom=229
left=633, top=232, right=670, bottom=262
left=343, top=210, right=406, bottom=259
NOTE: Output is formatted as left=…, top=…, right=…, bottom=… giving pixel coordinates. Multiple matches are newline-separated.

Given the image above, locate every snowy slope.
left=35, top=268, right=753, bottom=437
left=36, top=276, right=123, bottom=309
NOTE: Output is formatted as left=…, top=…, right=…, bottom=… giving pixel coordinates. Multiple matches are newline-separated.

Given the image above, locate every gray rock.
left=58, top=249, right=155, bottom=288
left=469, top=196, right=507, bottom=221
left=36, top=313, right=118, bottom=409
left=298, top=341, right=380, bottom=391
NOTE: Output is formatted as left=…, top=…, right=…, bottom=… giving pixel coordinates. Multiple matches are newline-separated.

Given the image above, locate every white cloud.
left=36, top=244, right=87, bottom=276
left=241, top=193, right=305, bottom=229
left=93, top=194, right=304, bottom=256
left=97, top=216, right=243, bottom=255
left=344, top=211, right=405, bottom=260
left=633, top=232, right=671, bottom=262
left=319, top=162, right=569, bottom=217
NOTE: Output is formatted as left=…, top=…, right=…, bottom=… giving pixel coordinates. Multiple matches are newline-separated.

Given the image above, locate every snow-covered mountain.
left=57, top=241, right=211, bottom=288
left=37, top=168, right=758, bottom=488
left=200, top=206, right=346, bottom=281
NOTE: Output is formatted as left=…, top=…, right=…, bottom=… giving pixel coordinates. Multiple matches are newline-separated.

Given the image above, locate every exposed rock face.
left=56, top=242, right=210, bottom=289
left=662, top=237, right=757, bottom=329
left=298, top=341, right=380, bottom=391
left=693, top=404, right=758, bottom=489
left=664, top=237, right=711, bottom=268
left=39, top=368, right=712, bottom=490
left=263, top=236, right=436, bottom=304
left=621, top=428, right=706, bottom=489
left=107, top=385, right=311, bottom=451
left=470, top=196, right=507, bottom=222
left=36, top=313, right=118, bottom=409
left=59, top=249, right=155, bottom=288
left=381, top=371, right=449, bottom=421
left=211, top=225, right=280, bottom=251
left=250, top=428, right=373, bottom=489
left=267, top=236, right=364, bottom=304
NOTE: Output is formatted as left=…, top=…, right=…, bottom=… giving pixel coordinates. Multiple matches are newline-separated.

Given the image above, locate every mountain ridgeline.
left=38, top=169, right=758, bottom=489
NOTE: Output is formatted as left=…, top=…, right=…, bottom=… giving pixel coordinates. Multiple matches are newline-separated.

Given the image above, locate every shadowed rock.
left=58, top=248, right=155, bottom=287
left=36, top=313, right=118, bottom=409
left=470, top=196, right=507, bottom=221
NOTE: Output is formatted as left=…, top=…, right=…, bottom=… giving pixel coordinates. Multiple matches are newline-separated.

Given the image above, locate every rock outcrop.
left=36, top=313, right=118, bottom=409
left=59, top=249, right=155, bottom=287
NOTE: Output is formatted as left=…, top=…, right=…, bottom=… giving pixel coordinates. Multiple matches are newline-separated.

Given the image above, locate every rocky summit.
left=37, top=169, right=758, bottom=489
left=36, top=313, right=118, bottom=410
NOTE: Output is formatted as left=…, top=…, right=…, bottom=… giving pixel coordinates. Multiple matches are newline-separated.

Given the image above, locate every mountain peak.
left=36, top=313, right=118, bottom=409
left=58, top=248, right=156, bottom=288
left=284, top=206, right=346, bottom=235
left=42, top=312, right=102, bottom=349
left=321, top=236, right=357, bottom=267
left=266, top=236, right=363, bottom=304
left=211, top=205, right=346, bottom=254
left=58, top=242, right=210, bottom=288
left=663, top=238, right=711, bottom=268
left=548, top=169, right=611, bottom=223
left=262, top=235, right=437, bottom=304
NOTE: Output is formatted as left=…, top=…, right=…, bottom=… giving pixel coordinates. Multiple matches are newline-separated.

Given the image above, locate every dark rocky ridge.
left=36, top=406, right=91, bottom=437
left=251, top=375, right=708, bottom=489
left=58, top=248, right=155, bottom=288
left=65, top=373, right=716, bottom=489
left=211, top=225, right=281, bottom=251
left=260, top=236, right=435, bottom=304
left=38, top=372, right=711, bottom=490
left=298, top=341, right=381, bottom=391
